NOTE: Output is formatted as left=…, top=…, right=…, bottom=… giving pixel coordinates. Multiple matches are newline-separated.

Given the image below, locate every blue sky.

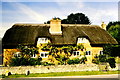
left=0, top=0, right=119, bottom=38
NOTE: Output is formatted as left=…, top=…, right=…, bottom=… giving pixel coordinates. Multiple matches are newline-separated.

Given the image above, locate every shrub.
left=107, top=57, right=116, bottom=68
left=41, top=62, right=55, bottom=66
left=79, top=57, right=87, bottom=64
left=98, top=54, right=108, bottom=62
left=67, top=58, right=80, bottom=64
left=92, top=58, right=99, bottom=64
left=10, top=57, right=42, bottom=66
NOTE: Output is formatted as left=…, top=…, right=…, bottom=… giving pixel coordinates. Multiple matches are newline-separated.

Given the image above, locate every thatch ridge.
left=2, top=23, right=118, bottom=48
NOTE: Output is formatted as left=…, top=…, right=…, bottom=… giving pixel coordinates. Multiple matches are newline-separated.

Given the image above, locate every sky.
left=0, top=0, right=119, bottom=38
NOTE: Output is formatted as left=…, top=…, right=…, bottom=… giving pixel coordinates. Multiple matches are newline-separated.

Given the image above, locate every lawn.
left=2, top=70, right=119, bottom=78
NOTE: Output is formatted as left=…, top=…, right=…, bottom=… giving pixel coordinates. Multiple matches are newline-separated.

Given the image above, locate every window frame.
left=99, top=50, right=103, bottom=55
left=40, top=52, right=49, bottom=58
left=73, top=51, right=80, bottom=56
left=37, top=38, right=49, bottom=44
left=13, top=52, right=21, bottom=58
left=85, top=51, right=91, bottom=55
left=77, top=38, right=89, bottom=43
left=31, top=53, right=37, bottom=58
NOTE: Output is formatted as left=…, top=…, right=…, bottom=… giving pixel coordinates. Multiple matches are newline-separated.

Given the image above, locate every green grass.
left=2, top=70, right=119, bottom=78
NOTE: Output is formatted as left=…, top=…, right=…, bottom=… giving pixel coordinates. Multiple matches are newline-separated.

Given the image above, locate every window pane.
left=41, top=53, right=44, bottom=57
left=100, top=51, right=103, bottom=55
left=18, top=54, right=21, bottom=57
left=45, top=54, right=48, bottom=57
left=73, top=52, right=76, bottom=56
left=77, top=52, right=79, bottom=55
left=89, top=51, right=91, bottom=55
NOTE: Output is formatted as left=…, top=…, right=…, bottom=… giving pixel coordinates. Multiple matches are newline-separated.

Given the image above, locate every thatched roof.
left=2, top=24, right=118, bottom=48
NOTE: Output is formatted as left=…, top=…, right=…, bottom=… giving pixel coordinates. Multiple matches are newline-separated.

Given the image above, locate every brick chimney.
left=49, top=18, right=62, bottom=35
left=101, top=22, right=106, bottom=30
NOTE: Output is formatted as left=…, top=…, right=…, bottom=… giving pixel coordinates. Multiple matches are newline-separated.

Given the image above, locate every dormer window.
left=77, top=38, right=89, bottom=43
left=37, top=38, right=49, bottom=44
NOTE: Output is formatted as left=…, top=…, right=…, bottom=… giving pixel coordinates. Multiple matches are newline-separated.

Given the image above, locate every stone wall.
left=0, top=64, right=119, bottom=75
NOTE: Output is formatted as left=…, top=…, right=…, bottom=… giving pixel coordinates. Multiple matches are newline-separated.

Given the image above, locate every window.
left=37, top=38, right=49, bottom=43
left=100, top=51, right=103, bottom=55
left=13, top=52, right=21, bottom=58
left=73, top=51, right=80, bottom=56
left=40, top=52, right=49, bottom=58
left=31, top=53, right=36, bottom=58
left=77, top=38, right=89, bottom=43
left=86, top=51, right=91, bottom=55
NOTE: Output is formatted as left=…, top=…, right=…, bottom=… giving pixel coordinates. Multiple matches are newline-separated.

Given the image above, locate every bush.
left=98, top=54, right=108, bottom=62
left=79, top=57, right=87, bottom=64
left=107, top=57, right=116, bottom=68
left=92, top=58, right=99, bottom=64
left=41, top=62, right=55, bottom=66
left=10, top=57, right=42, bottom=66
left=67, top=58, right=80, bottom=64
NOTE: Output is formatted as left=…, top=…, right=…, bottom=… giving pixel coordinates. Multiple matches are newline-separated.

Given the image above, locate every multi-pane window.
left=31, top=53, right=36, bottom=58
left=100, top=51, right=103, bottom=55
left=37, top=38, right=49, bottom=43
left=86, top=51, right=91, bottom=55
left=13, top=52, right=21, bottom=58
left=40, top=52, right=49, bottom=58
left=77, top=38, right=89, bottom=43
left=73, top=51, right=80, bottom=56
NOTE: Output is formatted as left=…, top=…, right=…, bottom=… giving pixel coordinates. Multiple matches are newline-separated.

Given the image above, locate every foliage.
left=61, top=46, right=73, bottom=55
left=103, top=45, right=120, bottom=57
left=41, top=62, right=55, bottom=66
left=56, top=54, right=69, bottom=65
left=92, top=58, right=99, bottom=64
left=67, top=58, right=80, bottom=65
left=92, top=54, right=108, bottom=64
left=45, top=13, right=91, bottom=24
left=107, top=57, right=116, bottom=68
left=107, top=21, right=120, bottom=44
left=76, top=44, right=84, bottom=50
left=79, top=57, right=87, bottom=64
left=10, top=57, right=42, bottom=66
left=62, top=13, right=91, bottom=24
left=98, top=54, right=108, bottom=63
left=41, top=46, right=50, bottom=51
left=106, top=21, right=120, bottom=30
left=17, top=45, right=38, bottom=58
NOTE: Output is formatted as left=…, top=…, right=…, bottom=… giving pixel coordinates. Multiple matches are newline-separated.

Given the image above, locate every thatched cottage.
left=2, top=19, right=118, bottom=65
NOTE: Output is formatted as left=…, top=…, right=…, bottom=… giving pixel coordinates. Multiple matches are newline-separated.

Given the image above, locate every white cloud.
left=84, top=7, right=118, bottom=25
left=10, top=3, right=48, bottom=23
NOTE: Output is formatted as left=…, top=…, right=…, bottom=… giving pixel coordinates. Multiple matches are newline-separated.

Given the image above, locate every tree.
left=44, top=13, right=91, bottom=24
left=103, top=21, right=120, bottom=58
left=62, top=13, right=91, bottom=24
left=107, top=21, right=120, bottom=44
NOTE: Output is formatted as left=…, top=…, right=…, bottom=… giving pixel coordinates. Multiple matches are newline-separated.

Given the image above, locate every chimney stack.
left=49, top=18, right=62, bottom=35
left=101, top=22, right=106, bottom=30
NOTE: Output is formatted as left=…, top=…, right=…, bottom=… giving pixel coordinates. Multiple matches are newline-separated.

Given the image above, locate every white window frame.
left=13, top=52, right=21, bottom=58
left=73, top=51, right=80, bottom=56
left=99, top=51, right=103, bottom=55
left=37, top=38, right=49, bottom=44
left=40, top=52, right=49, bottom=58
left=86, top=51, right=91, bottom=55
left=77, top=38, right=89, bottom=43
